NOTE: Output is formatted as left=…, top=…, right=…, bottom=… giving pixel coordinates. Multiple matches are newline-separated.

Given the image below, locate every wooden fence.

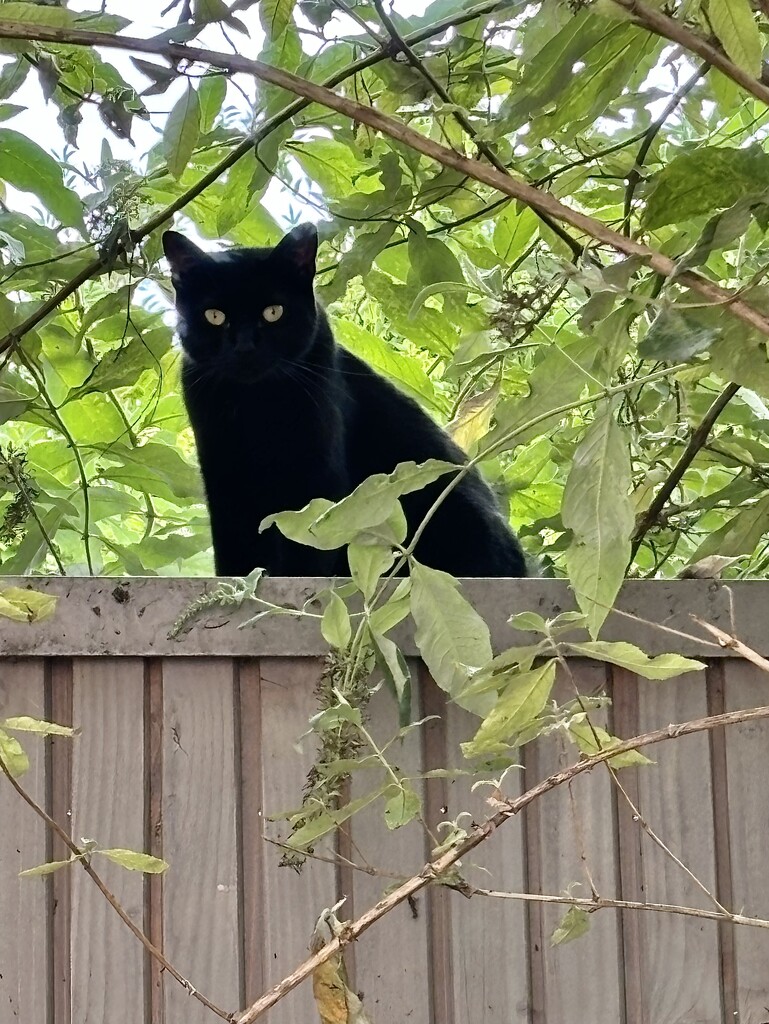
left=1, top=577, right=768, bottom=1024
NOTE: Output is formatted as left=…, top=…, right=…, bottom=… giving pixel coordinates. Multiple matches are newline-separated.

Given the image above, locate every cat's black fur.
left=163, top=224, right=527, bottom=578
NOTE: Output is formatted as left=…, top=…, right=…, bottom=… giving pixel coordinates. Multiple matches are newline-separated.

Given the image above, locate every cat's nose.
left=233, top=329, right=255, bottom=352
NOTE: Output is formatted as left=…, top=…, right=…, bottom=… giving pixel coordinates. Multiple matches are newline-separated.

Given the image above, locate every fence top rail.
left=0, top=577, right=765, bottom=658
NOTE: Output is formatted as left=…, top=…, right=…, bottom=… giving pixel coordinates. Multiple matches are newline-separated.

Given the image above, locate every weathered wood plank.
left=161, top=658, right=241, bottom=1023
left=258, top=657, right=337, bottom=1024
left=50, top=658, right=73, bottom=1024
left=0, top=659, right=49, bottom=1024
left=532, top=662, right=623, bottom=1024
left=238, top=658, right=265, bottom=1007
left=614, top=667, right=722, bottom=1024
left=348, top=663, right=431, bottom=1024
left=443, top=691, right=529, bottom=1023
left=70, top=658, right=145, bottom=1024
left=722, top=660, right=769, bottom=1024
left=1, top=577, right=765, bottom=657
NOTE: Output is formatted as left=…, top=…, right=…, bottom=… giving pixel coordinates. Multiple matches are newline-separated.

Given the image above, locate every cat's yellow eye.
left=204, top=308, right=226, bottom=326
left=262, top=304, right=284, bottom=323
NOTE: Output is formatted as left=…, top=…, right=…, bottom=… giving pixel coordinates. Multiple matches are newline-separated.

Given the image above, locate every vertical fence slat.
left=258, top=657, right=337, bottom=1024
left=70, top=658, right=146, bottom=1023
left=444, top=697, right=529, bottom=1023
left=534, top=662, right=623, bottom=1024
left=615, top=667, right=722, bottom=1023
left=348, top=663, right=431, bottom=1023
left=162, top=657, right=241, bottom=1023
left=723, top=660, right=769, bottom=1021
left=49, top=657, right=73, bottom=1024
left=238, top=658, right=265, bottom=1009
left=0, top=659, right=49, bottom=1024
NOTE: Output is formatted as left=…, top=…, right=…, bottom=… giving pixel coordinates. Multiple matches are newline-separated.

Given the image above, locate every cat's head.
left=162, top=223, right=320, bottom=381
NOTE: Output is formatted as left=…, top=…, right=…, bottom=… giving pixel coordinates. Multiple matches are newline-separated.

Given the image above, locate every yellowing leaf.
left=98, top=849, right=169, bottom=873
left=708, top=0, right=762, bottom=77
left=0, top=586, right=57, bottom=622
left=312, top=951, right=372, bottom=1024
left=447, top=380, right=500, bottom=454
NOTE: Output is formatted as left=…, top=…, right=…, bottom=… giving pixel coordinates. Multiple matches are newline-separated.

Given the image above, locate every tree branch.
left=609, top=0, right=769, bottom=107
left=0, top=0, right=519, bottom=357
left=2, top=23, right=769, bottom=350
left=631, top=382, right=740, bottom=556
left=234, top=700, right=769, bottom=1023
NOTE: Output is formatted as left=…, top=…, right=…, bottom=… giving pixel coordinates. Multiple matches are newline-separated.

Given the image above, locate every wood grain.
left=258, top=657, right=337, bottom=1024
left=348, top=662, right=431, bottom=1024
left=0, top=659, right=49, bottom=1024
left=533, top=661, right=623, bottom=1024
left=161, top=657, right=241, bottom=1024
left=70, top=658, right=145, bottom=1024
left=722, top=660, right=769, bottom=1024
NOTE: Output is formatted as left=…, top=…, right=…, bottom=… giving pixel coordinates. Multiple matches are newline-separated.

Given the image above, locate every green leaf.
left=320, top=591, right=352, bottom=649
left=461, top=660, right=556, bottom=759
left=638, top=308, right=720, bottom=362
left=0, top=586, right=57, bottom=622
left=98, top=849, right=169, bottom=873
left=493, top=203, right=538, bottom=263
left=551, top=906, right=590, bottom=946
left=410, top=560, right=493, bottom=714
left=2, top=716, right=74, bottom=737
left=367, top=580, right=411, bottom=634
left=0, top=383, right=29, bottom=424
left=262, top=460, right=458, bottom=550
left=371, top=631, right=412, bottom=726
left=0, top=728, right=29, bottom=777
left=198, top=74, right=227, bottom=132
left=163, top=84, right=200, bottom=179
left=562, top=404, right=633, bottom=638
left=260, top=0, right=296, bottom=38
left=19, top=858, right=74, bottom=878
left=690, top=493, right=769, bottom=560
left=643, top=146, right=769, bottom=229
left=708, top=0, right=762, bottom=77
left=383, top=782, right=421, bottom=830
left=569, top=720, right=652, bottom=768
left=567, top=642, right=704, bottom=679
left=348, top=543, right=395, bottom=601
left=0, top=128, right=83, bottom=228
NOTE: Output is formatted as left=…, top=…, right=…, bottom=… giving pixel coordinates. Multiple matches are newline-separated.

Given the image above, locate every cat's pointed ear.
left=162, top=231, right=207, bottom=280
left=273, top=223, right=318, bottom=277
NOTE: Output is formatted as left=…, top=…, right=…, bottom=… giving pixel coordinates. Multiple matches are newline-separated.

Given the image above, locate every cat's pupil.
left=263, top=304, right=283, bottom=323
left=205, top=308, right=226, bottom=326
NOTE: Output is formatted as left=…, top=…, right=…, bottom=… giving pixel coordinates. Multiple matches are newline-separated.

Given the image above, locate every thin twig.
left=235, top=701, right=769, bottom=1023
left=463, top=887, right=769, bottom=929
left=631, top=382, right=741, bottom=556
left=1, top=26, right=769, bottom=347
left=0, top=752, right=235, bottom=1023
left=691, top=615, right=769, bottom=673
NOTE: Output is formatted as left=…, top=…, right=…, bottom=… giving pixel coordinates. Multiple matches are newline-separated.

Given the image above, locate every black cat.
left=163, top=224, right=527, bottom=578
